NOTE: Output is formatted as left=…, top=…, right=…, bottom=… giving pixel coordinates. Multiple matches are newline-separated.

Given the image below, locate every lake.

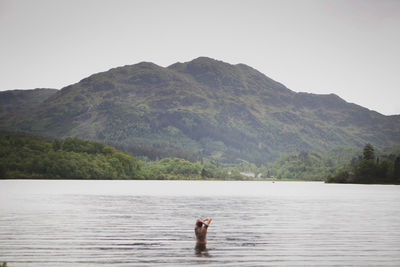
left=0, top=180, right=400, bottom=266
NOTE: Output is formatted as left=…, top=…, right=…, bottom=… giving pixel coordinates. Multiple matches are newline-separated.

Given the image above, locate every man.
left=194, top=218, right=212, bottom=250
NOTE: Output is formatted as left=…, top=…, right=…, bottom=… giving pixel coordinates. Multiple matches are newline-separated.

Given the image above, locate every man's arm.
left=203, top=218, right=212, bottom=227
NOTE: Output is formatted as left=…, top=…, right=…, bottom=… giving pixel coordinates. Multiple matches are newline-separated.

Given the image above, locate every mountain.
left=1, top=57, right=399, bottom=164
left=0, top=88, right=57, bottom=117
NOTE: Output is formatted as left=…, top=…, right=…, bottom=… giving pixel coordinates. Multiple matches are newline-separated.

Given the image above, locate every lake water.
left=0, top=180, right=400, bottom=266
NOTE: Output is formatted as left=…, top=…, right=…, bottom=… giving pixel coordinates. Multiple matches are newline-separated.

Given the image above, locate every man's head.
left=196, top=221, right=203, bottom=227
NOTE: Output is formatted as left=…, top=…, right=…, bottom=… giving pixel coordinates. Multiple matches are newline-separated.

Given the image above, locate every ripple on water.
left=0, top=180, right=400, bottom=266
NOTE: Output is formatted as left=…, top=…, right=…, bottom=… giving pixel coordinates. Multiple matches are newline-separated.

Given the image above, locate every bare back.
left=195, top=224, right=208, bottom=244
left=195, top=218, right=212, bottom=248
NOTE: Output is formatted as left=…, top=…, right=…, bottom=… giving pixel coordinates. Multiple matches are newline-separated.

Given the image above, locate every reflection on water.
left=195, top=247, right=210, bottom=258
left=0, top=180, right=400, bottom=266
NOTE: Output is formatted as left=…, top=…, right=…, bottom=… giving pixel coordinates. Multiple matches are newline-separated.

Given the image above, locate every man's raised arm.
left=203, top=218, right=212, bottom=227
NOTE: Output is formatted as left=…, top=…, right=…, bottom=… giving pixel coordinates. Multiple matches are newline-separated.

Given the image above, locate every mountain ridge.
left=1, top=57, right=399, bottom=164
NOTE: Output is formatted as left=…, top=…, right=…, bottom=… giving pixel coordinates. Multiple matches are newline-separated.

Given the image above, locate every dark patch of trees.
left=326, top=144, right=400, bottom=184
left=0, top=134, right=140, bottom=179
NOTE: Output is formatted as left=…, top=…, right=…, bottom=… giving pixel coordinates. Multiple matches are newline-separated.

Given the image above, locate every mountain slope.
left=1, top=57, right=399, bottom=164
left=0, top=88, right=57, bottom=117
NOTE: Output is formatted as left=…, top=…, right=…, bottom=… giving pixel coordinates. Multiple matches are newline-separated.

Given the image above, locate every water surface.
left=1, top=180, right=399, bottom=266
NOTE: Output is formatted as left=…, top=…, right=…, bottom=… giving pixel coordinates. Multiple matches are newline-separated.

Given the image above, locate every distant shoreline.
left=0, top=177, right=311, bottom=182
left=2, top=178, right=398, bottom=185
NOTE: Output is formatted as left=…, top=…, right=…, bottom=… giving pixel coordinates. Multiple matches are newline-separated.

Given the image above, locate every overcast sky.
left=0, top=0, right=399, bottom=115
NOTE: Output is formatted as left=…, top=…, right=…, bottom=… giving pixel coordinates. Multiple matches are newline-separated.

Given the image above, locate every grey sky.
left=1, top=0, right=399, bottom=115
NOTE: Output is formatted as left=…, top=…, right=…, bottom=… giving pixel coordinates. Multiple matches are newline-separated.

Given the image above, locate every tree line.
left=326, top=143, right=400, bottom=184
left=3, top=133, right=397, bottom=183
left=0, top=133, right=246, bottom=180
left=0, top=134, right=140, bottom=179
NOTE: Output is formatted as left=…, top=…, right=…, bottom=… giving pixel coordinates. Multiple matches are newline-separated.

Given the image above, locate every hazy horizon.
left=1, top=0, right=399, bottom=115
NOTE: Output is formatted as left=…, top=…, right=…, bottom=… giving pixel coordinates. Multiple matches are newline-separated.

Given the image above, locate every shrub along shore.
left=0, top=133, right=246, bottom=180
left=1, top=133, right=399, bottom=183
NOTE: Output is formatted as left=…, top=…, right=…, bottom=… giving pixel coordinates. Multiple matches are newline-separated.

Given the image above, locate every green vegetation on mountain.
left=264, top=145, right=400, bottom=181
left=107, top=142, right=199, bottom=162
left=0, top=88, right=57, bottom=115
left=326, top=144, right=400, bottom=184
left=0, top=134, right=140, bottom=179
left=140, top=158, right=202, bottom=180
left=264, top=146, right=360, bottom=180
left=267, top=151, right=334, bottom=180
left=0, top=89, right=57, bottom=127
left=0, top=133, right=247, bottom=180
left=2, top=133, right=399, bottom=182
left=1, top=57, right=399, bottom=165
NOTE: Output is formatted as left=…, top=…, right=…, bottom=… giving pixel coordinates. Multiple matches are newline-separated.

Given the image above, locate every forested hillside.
left=0, top=134, right=140, bottom=179
left=1, top=57, right=399, bottom=164
left=0, top=88, right=56, bottom=117
left=0, top=133, right=238, bottom=180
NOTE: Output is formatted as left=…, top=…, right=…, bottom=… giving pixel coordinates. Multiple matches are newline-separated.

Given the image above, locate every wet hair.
left=196, top=221, right=203, bottom=227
